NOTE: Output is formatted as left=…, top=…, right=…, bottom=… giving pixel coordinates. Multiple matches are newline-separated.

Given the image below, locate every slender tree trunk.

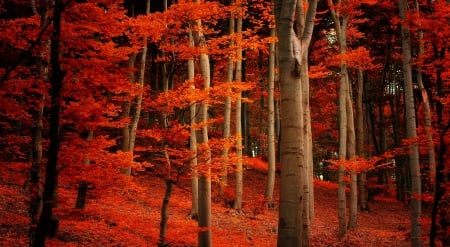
left=414, top=0, right=436, bottom=193
left=233, top=2, right=243, bottom=211
left=30, top=2, right=49, bottom=243
left=158, top=178, right=174, bottom=247
left=356, top=69, right=369, bottom=212
left=120, top=53, right=137, bottom=175
left=192, top=1, right=212, bottom=244
left=75, top=130, right=93, bottom=209
left=220, top=0, right=235, bottom=196
left=399, top=0, right=422, bottom=246
left=129, top=0, right=150, bottom=153
left=346, top=82, right=357, bottom=230
left=337, top=58, right=350, bottom=238
left=265, top=27, right=276, bottom=208
left=188, top=29, right=199, bottom=219
left=33, top=1, right=64, bottom=245
left=328, top=0, right=360, bottom=235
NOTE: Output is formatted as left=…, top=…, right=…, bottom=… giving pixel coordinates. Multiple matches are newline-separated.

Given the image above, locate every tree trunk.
left=192, top=1, right=212, bottom=244
left=399, top=0, right=422, bottom=246
left=275, top=0, right=317, bottom=246
left=356, top=69, right=369, bottom=212
left=158, top=179, right=174, bottom=247
left=414, top=0, right=436, bottom=193
left=233, top=2, right=243, bottom=211
left=265, top=27, right=276, bottom=208
left=328, top=0, right=359, bottom=235
left=347, top=84, right=357, bottom=230
left=220, top=1, right=235, bottom=196
left=33, top=1, right=64, bottom=245
left=188, top=29, right=199, bottom=219
left=30, top=2, right=49, bottom=243
left=120, top=52, right=136, bottom=175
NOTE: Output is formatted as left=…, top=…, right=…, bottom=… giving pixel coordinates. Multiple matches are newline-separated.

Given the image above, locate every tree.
left=33, top=0, right=64, bottom=245
left=399, top=0, right=422, bottom=246
left=233, top=0, right=244, bottom=211
left=264, top=27, right=276, bottom=208
left=274, top=0, right=318, bottom=246
left=191, top=0, right=212, bottom=244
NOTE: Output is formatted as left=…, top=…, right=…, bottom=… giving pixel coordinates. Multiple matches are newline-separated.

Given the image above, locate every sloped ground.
left=0, top=166, right=429, bottom=246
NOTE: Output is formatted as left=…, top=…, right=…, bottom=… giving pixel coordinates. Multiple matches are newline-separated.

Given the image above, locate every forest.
left=0, top=0, right=448, bottom=246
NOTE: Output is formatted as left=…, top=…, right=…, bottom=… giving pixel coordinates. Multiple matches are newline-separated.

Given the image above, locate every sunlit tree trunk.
left=328, top=0, right=349, bottom=237
left=220, top=0, right=235, bottom=196
left=188, top=29, right=199, bottom=219
left=296, top=0, right=315, bottom=227
left=265, top=27, right=276, bottom=208
left=275, top=0, right=318, bottom=246
left=399, top=1, right=422, bottom=246
left=192, top=0, right=212, bottom=244
left=233, top=1, right=243, bottom=211
left=33, top=1, right=64, bottom=245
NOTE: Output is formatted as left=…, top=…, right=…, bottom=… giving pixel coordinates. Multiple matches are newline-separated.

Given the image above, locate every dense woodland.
left=0, top=0, right=449, bottom=246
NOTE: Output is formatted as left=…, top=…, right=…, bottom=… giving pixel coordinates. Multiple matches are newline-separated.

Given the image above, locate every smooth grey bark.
left=399, top=0, right=422, bottom=246
left=275, top=0, right=318, bottom=246
left=328, top=0, right=349, bottom=237
left=188, top=29, right=199, bottom=219
left=192, top=2, right=212, bottom=244
left=233, top=5, right=243, bottom=211
left=265, top=27, right=276, bottom=208
left=220, top=0, right=234, bottom=196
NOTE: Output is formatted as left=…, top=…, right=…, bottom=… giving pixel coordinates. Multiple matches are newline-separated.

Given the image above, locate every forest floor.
left=0, top=165, right=431, bottom=246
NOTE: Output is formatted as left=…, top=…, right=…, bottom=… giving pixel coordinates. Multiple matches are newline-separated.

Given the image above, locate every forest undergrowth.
left=0, top=165, right=430, bottom=246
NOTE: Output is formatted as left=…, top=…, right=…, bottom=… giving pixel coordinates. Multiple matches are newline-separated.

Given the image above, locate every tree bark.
left=399, top=0, right=422, bottom=246
left=265, top=27, right=276, bottom=208
left=275, top=0, right=318, bottom=246
left=414, top=0, right=436, bottom=193
left=233, top=1, right=243, bottom=211
left=188, top=29, right=199, bottom=219
left=356, top=69, right=369, bottom=212
left=192, top=1, right=212, bottom=244
left=158, top=179, right=174, bottom=247
left=30, top=1, right=49, bottom=243
left=220, top=0, right=235, bottom=196
left=33, top=0, right=64, bottom=245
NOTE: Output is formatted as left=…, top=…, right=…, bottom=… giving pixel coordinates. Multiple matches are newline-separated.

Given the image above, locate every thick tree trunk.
left=275, top=0, right=317, bottom=246
left=399, top=0, right=422, bottom=246
left=33, top=1, right=64, bottom=245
